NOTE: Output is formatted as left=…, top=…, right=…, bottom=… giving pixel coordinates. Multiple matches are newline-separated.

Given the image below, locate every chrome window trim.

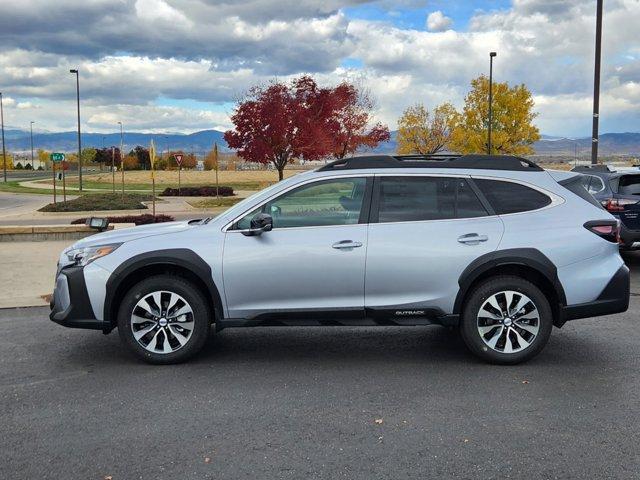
left=222, top=173, right=372, bottom=233
left=223, top=171, right=564, bottom=232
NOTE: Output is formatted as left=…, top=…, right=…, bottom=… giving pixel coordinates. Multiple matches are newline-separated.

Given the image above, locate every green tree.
left=396, top=102, right=456, bottom=154
left=449, top=75, right=540, bottom=155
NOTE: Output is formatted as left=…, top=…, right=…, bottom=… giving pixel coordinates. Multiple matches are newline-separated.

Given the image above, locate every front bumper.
left=50, top=266, right=109, bottom=331
left=561, top=264, right=630, bottom=322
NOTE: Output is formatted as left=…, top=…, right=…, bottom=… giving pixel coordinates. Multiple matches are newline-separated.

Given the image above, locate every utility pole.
left=30, top=121, right=35, bottom=167
left=0, top=92, right=6, bottom=182
left=70, top=69, right=83, bottom=189
left=488, top=52, right=497, bottom=155
left=591, top=0, right=603, bottom=165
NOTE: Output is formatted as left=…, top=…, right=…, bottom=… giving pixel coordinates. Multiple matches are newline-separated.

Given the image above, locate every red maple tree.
left=225, top=76, right=390, bottom=180
left=327, top=83, right=390, bottom=159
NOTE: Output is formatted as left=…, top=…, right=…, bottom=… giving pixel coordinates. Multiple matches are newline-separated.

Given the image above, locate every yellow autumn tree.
left=396, top=102, right=456, bottom=154
left=1, top=152, right=14, bottom=170
left=449, top=75, right=540, bottom=155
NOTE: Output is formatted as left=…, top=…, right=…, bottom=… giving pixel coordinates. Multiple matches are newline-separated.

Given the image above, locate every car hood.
left=71, top=220, right=195, bottom=248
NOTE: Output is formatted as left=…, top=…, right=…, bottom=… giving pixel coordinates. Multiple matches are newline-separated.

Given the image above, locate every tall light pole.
left=0, top=92, right=6, bottom=182
left=118, top=121, right=124, bottom=200
left=591, top=0, right=604, bottom=165
left=70, top=69, right=82, bottom=190
left=488, top=51, right=497, bottom=155
left=30, top=121, right=35, bottom=167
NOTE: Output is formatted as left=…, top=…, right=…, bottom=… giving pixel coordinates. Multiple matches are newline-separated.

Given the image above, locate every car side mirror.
left=242, top=213, right=273, bottom=236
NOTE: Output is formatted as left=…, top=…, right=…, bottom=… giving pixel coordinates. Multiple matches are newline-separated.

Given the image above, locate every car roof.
left=316, top=154, right=543, bottom=173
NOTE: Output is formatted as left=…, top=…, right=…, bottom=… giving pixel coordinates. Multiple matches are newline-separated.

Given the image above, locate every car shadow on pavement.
left=61, top=322, right=611, bottom=369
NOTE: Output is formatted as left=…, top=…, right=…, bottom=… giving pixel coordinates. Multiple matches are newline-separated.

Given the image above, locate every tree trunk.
left=277, top=167, right=284, bottom=181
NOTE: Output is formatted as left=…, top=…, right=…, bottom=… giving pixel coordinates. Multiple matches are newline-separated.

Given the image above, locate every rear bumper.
left=618, top=222, right=640, bottom=249
left=50, top=266, right=109, bottom=332
left=561, top=264, right=630, bottom=322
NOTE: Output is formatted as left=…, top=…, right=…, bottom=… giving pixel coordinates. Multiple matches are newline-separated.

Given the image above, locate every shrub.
left=39, top=193, right=155, bottom=212
left=161, top=185, right=234, bottom=197
left=71, top=214, right=174, bottom=226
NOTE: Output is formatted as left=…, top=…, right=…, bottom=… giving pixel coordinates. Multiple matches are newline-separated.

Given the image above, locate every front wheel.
left=117, top=275, right=212, bottom=364
left=459, top=276, right=553, bottom=365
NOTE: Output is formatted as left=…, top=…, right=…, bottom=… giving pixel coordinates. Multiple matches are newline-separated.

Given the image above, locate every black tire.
left=459, top=275, right=553, bottom=365
left=117, top=275, right=212, bottom=364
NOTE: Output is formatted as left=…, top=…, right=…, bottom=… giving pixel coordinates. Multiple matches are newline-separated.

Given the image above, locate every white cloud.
left=0, top=0, right=639, bottom=137
left=426, top=11, right=452, bottom=32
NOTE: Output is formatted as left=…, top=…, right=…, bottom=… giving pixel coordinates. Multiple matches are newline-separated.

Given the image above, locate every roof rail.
left=571, top=164, right=615, bottom=173
left=317, top=154, right=543, bottom=172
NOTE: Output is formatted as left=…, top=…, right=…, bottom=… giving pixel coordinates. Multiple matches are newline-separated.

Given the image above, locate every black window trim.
left=226, top=174, right=374, bottom=232
left=369, top=173, right=492, bottom=224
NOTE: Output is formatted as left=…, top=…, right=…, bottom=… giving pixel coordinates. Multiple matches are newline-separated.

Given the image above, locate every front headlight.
left=65, top=243, right=122, bottom=267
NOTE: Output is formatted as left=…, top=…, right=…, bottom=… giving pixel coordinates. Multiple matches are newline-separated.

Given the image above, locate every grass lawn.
left=36, top=169, right=303, bottom=192
left=186, top=197, right=244, bottom=209
left=38, top=193, right=155, bottom=212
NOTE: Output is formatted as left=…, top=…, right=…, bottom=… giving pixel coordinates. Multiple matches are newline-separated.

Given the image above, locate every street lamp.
left=0, top=92, right=6, bottom=182
left=30, top=121, right=35, bottom=167
left=488, top=51, right=497, bottom=155
left=591, top=0, right=603, bottom=165
left=70, top=69, right=82, bottom=190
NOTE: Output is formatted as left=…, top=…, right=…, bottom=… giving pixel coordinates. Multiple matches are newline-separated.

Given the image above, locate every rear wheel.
left=117, top=275, right=211, bottom=364
left=459, top=276, right=553, bottom=364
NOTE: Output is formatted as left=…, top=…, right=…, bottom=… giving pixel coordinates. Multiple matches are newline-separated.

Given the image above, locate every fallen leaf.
left=204, top=457, right=211, bottom=464
left=463, top=439, right=469, bottom=443
left=522, top=380, right=529, bottom=384
left=104, top=476, right=113, bottom=480
left=374, top=418, right=383, bottom=425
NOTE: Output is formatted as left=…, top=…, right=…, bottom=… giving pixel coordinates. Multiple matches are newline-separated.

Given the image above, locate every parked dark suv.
left=572, top=164, right=640, bottom=249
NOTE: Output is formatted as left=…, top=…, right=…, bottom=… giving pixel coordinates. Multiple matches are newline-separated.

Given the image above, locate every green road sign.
left=50, top=152, right=65, bottom=163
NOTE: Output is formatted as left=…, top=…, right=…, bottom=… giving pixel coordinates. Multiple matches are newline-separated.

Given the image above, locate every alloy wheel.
left=130, top=291, right=195, bottom=354
left=476, top=290, right=540, bottom=354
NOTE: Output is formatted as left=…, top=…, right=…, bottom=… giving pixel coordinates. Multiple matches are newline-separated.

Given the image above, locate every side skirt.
left=217, top=308, right=459, bottom=329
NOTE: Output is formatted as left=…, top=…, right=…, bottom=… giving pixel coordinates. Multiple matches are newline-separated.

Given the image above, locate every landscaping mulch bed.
left=71, top=214, right=175, bottom=226
left=161, top=186, right=234, bottom=197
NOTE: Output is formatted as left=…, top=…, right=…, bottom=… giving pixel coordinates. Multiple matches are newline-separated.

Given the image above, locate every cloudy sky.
left=0, top=0, right=638, bottom=137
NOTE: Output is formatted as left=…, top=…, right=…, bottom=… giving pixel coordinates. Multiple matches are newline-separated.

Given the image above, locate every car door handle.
left=332, top=240, right=363, bottom=249
left=457, top=233, right=488, bottom=245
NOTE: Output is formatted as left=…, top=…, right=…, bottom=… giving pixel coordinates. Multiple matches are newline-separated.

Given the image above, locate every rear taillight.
left=602, top=198, right=639, bottom=212
left=584, top=220, right=620, bottom=243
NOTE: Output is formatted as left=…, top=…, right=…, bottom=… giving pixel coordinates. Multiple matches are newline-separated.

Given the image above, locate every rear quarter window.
left=474, top=179, right=552, bottom=215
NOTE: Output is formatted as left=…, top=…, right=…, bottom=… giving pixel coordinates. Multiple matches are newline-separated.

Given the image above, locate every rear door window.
left=474, top=179, right=552, bottom=215
left=375, top=176, right=487, bottom=223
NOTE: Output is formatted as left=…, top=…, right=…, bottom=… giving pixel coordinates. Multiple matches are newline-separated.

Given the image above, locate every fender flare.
left=453, top=248, right=567, bottom=314
left=103, top=248, right=223, bottom=327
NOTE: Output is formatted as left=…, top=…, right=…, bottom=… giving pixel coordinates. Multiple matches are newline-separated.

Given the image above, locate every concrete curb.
left=0, top=225, right=113, bottom=242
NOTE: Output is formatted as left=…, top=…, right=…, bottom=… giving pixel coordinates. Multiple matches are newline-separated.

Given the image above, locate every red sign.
left=174, top=154, right=184, bottom=166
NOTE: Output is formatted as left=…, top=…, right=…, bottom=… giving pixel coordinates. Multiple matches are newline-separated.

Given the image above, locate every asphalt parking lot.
left=1, top=254, right=640, bottom=479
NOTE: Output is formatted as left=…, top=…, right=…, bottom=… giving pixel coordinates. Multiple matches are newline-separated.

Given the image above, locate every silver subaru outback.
left=50, top=154, right=630, bottom=365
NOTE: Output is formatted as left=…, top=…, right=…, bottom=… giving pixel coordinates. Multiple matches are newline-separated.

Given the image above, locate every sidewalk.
left=0, top=240, right=67, bottom=308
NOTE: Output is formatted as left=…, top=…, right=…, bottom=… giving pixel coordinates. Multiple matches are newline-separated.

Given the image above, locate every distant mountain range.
left=4, top=129, right=228, bottom=155
left=3, top=128, right=640, bottom=157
